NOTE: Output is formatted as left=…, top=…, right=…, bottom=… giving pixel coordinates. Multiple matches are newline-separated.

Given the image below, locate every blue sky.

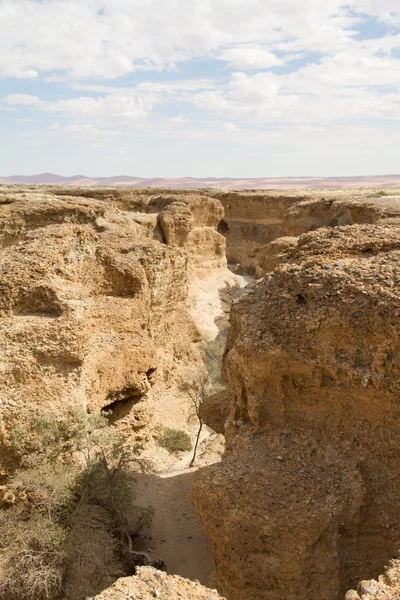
left=1, top=0, right=400, bottom=177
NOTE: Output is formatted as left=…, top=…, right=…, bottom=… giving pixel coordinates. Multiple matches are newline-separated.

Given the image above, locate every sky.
left=1, top=0, right=400, bottom=178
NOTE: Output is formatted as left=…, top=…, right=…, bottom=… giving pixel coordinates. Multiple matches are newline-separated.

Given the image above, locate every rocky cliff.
left=2, top=186, right=400, bottom=600
left=192, top=220, right=400, bottom=600
left=0, top=188, right=230, bottom=474
left=214, top=190, right=400, bottom=275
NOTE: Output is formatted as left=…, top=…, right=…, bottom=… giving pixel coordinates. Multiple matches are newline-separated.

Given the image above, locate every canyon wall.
left=6, top=186, right=400, bottom=277
left=2, top=185, right=400, bottom=600
left=192, top=218, right=400, bottom=600
left=0, top=188, right=230, bottom=475
left=214, top=190, right=400, bottom=274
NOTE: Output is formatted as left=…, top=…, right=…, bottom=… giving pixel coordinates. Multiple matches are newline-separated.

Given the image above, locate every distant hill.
left=1, top=173, right=400, bottom=189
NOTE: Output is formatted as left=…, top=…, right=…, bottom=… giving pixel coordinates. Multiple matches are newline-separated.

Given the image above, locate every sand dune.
left=1, top=172, right=400, bottom=189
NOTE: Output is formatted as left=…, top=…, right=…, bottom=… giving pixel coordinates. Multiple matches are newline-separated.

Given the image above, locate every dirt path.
left=134, top=468, right=213, bottom=584
left=134, top=429, right=219, bottom=586
left=132, top=269, right=254, bottom=586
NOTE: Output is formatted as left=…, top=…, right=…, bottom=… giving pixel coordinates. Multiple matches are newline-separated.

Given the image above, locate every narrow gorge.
left=1, top=186, right=400, bottom=600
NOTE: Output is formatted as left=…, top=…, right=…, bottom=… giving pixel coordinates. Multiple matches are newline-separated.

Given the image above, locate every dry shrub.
left=0, top=517, right=66, bottom=600
left=63, top=504, right=123, bottom=600
left=0, top=410, right=152, bottom=600
left=156, top=427, right=192, bottom=454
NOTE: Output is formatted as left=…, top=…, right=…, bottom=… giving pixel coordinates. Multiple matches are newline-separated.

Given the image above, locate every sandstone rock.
left=0, top=189, right=228, bottom=472
left=200, top=390, right=230, bottom=434
left=186, top=227, right=227, bottom=275
left=359, top=583, right=379, bottom=596
left=159, top=201, right=194, bottom=247
left=255, top=236, right=298, bottom=277
left=147, top=194, right=224, bottom=228
left=214, top=189, right=400, bottom=273
left=192, top=223, right=400, bottom=600
left=88, top=566, right=226, bottom=600
left=285, top=195, right=400, bottom=235
left=351, top=559, right=400, bottom=599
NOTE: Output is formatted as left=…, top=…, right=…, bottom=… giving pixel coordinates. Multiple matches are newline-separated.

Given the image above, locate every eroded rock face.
left=192, top=223, right=400, bottom=600
left=215, top=190, right=400, bottom=273
left=150, top=195, right=227, bottom=274
left=255, top=236, right=298, bottom=277
left=88, top=566, right=226, bottom=600
left=285, top=195, right=400, bottom=235
left=0, top=190, right=227, bottom=473
left=216, top=192, right=299, bottom=272
left=147, top=194, right=224, bottom=229
left=159, top=201, right=194, bottom=247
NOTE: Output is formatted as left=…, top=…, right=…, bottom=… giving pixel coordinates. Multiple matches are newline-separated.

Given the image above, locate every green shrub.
left=0, top=410, right=152, bottom=600
left=156, top=427, right=192, bottom=454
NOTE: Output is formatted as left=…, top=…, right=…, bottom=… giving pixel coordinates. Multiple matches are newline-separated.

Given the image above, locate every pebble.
left=359, top=583, right=379, bottom=596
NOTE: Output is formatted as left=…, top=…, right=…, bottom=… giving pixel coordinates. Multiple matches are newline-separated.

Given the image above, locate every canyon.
left=0, top=184, right=400, bottom=600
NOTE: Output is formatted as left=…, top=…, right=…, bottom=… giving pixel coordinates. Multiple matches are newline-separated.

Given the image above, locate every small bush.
left=156, top=427, right=192, bottom=454
left=63, top=504, right=123, bottom=600
left=0, top=517, right=66, bottom=600
left=0, top=410, right=152, bottom=600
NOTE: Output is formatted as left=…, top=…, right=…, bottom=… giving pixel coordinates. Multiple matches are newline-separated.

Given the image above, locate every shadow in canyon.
left=133, top=465, right=214, bottom=586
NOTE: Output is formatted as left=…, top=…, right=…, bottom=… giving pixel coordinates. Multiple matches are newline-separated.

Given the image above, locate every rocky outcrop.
left=200, top=390, right=230, bottom=435
left=214, top=190, right=400, bottom=273
left=215, top=192, right=299, bottom=272
left=346, top=559, right=400, bottom=600
left=88, top=566, right=226, bottom=600
left=192, top=222, right=400, bottom=600
left=0, top=189, right=229, bottom=474
left=3, top=185, right=400, bottom=600
left=159, top=201, right=194, bottom=247
left=147, top=194, right=224, bottom=229
left=149, top=194, right=227, bottom=275
left=284, top=195, right=400, bottom=235
left=255, top=236, right=298, bottom=277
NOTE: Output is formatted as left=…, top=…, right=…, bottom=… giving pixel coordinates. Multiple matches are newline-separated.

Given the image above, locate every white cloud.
left=5, top=93, right=153, bottom=122
left=68, top=79, right=217, bottom=95
left=48, top=122, right=124, bottom=137
left=2, top=0, right=400, bottom=178
left=170, top=114, right=186, bottom=123
left=0, top=0, right=382, bottom=79
left=52, top=95, right=151, bottom=120
left=352, top=0, right=400, bottom=23
left=5, top=94, right=42, bottom=107
left=183, top=43, right=400, bottom=124
left=221, top=48, right=284, bottom=70
left=222, top=122, right=238, bottom=131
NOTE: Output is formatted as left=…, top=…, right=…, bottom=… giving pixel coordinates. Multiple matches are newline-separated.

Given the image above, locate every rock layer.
left=0, top=190, right=228, bottom=474
left=214, top=189, right=400, bottom=273
left=192, top=222, right=400, bottom=600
